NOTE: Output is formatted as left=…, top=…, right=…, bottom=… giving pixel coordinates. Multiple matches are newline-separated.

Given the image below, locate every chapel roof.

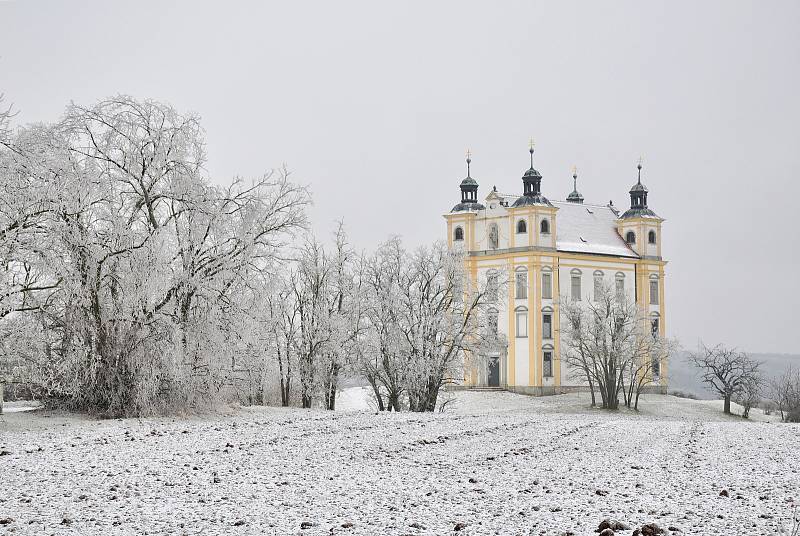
left=551, top=200, right=638, bottom=258
left=498, top=195, right=639, bottom=258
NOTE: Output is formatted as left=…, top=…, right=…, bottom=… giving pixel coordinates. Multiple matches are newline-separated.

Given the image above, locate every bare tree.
left=355, top=238, right=491, bottom=412
left=266, top=277, right=300, bottom=406
left=316, top=224, right=364, bottom=411
left=360, top=237, right=406, bottom=411
left=690, top=344, right=762, bottom=415
left=735, top=371, right=762, bottom=419
left=559, top=284, right=670, bottom=410
left=772, top=366, right=800, bottom=423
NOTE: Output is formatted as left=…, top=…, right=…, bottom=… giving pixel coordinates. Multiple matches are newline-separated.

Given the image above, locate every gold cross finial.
left=465, top=148, right=472, bottom=161
left=571, top=165, right=577, bottom=176
left=528, top=138, right=535, bottom=151
left=637, top=156, right=643, bottom=168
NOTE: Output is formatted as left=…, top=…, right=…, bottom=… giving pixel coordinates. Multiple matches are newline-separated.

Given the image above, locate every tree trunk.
left=277, top=349, right=291, bottom=407
left=302, top=393, right=312, bottom=409
left=279, top=376, right=290, bottom=407
left=604, top=379, right=619, bottom=410
left=723, top=395, right=731, bottom=415
left=324, top=363, right=340, bottom=411
left=366, top=376, right=385, bottom=411
left=625, top=374, right=635, bottom=408
left=388, top=393, right=400, bottom=412
left=588, top=377, right=596, bottom=407
left=0, top=382, right=4, bottom=415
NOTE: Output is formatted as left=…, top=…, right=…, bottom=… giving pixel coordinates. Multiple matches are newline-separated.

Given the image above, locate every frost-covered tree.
left=398, top=242, right=487, bottom=412
left=360, top=237, right=406, bottom=411
left=282, top=224, right=363, bottom=409
left=0, top=95, right=308, bottom=416
left=559, top=284, right=672, bottom=410
left=265, top=275, right=300, bottom=406
left=690, top=344, right=762, bottom=415
left=735, top=371, right=763, bottom=419
left=357, top=238, right=489, bottom=412
left=772, top=366, right=800, bottom=423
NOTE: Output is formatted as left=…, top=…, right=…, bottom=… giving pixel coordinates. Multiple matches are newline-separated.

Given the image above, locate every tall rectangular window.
left=488, top=311, right=498, bottom=335
left=451, top=274, right=463, bottom=303
left=571, top=275, right=581, bottom=301
left=487, top=273, right=498, bottom=303
left=542, top=313, right=552, bottom=339
left=615, top=278, right=625, bottom=301
left=542, top=273, right=552, bottom=300
left=651, top=318, right=659, bottom=338
left=650, top=280, right=659, bottom=305
left=515, top=272, right=527, bottom=300
left=652, top=356, right=661, bottom=377
left=543, top=351, right=553, bottom=378
left=515, top=310, right=528, bottom=338
left=593, top=276, right=603, bottom=301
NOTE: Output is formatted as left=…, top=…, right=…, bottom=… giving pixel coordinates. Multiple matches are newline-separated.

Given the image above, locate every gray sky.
left=1, top=1, right=799, bottom=354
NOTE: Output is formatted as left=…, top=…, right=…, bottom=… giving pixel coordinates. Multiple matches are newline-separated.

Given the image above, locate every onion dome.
left=451, top=151, right=485, bottom=212
left=620, top=160, right=659, bottom=218
left=511, top=143, right=552, bottom=207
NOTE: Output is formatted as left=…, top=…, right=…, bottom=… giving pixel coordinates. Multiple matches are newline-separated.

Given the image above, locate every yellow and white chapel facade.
left=445, top=147, right=667, bottom=395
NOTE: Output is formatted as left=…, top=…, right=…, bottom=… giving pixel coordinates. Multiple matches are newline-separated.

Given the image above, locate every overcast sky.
left=1, top=1, right=798, bottom=354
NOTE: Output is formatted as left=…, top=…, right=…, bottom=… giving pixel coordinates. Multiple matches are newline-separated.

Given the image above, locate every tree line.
left=0, top=95, right=491, bottom=416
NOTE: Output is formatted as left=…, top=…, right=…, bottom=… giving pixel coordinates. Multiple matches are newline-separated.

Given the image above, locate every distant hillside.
left=668, top=350, right=800, bottom=399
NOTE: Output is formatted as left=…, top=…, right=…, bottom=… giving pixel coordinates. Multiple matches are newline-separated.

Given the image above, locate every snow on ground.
left=0, top=391, right=798, bottom=535
left=1, top=401, right=41, bottom=414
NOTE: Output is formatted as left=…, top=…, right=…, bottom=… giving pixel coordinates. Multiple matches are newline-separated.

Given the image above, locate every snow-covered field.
left=1, top=391, right=798, bottom=535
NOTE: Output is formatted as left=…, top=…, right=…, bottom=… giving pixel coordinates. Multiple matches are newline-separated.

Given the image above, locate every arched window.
left=649, top=274, right=659, bottom=305
left=488, top=223, right=499, bottom=249
left=540, top=219, right=550, bottom=234
left=541, top=266, right=553, bottom=300
left=593, top=270, right=604, bottom=301
left=648, top=230, right=656, bottom=244
left=542, top=306, right=554, bottom=339
left=625, top=231, right=636, bottom=244
left=615, top=272, right=625, bottom=300
left=570, top=268, right=582, bottom=301
left=516, top=219, right=527, bottom=234
left=651, top=312, right=660, bottom=339
left=542, top=344, right=554, bottom=378
left=454, top=226, right=464, bottom=241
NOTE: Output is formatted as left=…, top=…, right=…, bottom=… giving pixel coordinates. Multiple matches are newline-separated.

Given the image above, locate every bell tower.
left=617, top=159, right=664, bottom=259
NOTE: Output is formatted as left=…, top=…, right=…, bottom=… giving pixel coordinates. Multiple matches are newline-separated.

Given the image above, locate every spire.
left=637, top=156, right=643, bottom=185
left=452, top=148, right=484, bottom=212
left=529, top=138, right=535, bottom=168
left=566, top=165, right=584, bottom=204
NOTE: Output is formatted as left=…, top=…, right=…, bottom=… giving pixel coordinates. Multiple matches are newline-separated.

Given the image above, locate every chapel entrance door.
left=487, top=356, right=500, bottom=387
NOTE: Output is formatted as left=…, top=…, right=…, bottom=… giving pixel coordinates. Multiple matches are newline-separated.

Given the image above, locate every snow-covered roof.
left=551, top=200, right=638, bottom=258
